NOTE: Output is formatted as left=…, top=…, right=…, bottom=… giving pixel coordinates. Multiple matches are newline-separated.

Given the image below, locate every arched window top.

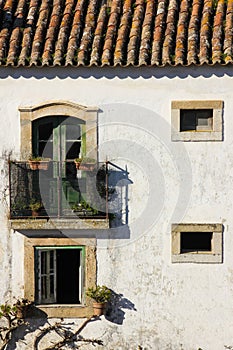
left=19, top=100, right=99, bottom=123
left=20, top=100, right=98, bottom=160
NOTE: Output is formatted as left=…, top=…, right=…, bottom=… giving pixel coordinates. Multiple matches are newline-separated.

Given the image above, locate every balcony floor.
left=10, top=218, right=109, bottom=230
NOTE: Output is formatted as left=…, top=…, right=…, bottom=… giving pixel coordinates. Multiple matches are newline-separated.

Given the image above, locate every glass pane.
left=39, top=123, right=53, bottom=141
left=50, top=251, right=54, bottom=272
left=197, top=118, right=209, bottom=126
left=180, top=110, right=196, bottom=131
left=39, top=141, right=53, bottom=158
left=50, top=275, right=54, bottom=296
left=66, top=124, right=81, bottom=140
left=66, top=142, right=81, bottom=159
left=41, top=251, right=47, bottom=274
left=41, top=276, right=47, bottom=300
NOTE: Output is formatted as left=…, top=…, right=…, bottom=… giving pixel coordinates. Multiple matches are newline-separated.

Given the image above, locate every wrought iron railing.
left=9, top=161, right=109, bottom=219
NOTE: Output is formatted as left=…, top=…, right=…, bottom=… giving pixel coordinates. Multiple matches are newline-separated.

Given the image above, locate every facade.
left=0, top=0, right=233, bottom=349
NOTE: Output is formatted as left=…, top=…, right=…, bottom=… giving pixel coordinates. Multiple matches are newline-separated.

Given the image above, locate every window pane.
left=66, top=124, right=81, bottom=140
left=50, top=275, right=54, bottom=296
left=181, top=232, right=212, bottom=252
left=180, top=110, right=196, bottom=131
left=39, top=142, right=53, bottom=158
left=38, top=123, right=53, bottom=141
left=41, top=251, right=47, bottom=274
left=50, top=250, right=54, bottom=272
left=197, top=118, right=209, bottom=126
left=41, top=276, right=47, bottom=300
left=66, top=142, right=81, bottom=159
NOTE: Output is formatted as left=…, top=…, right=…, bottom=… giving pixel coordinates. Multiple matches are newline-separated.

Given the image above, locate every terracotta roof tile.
left=224, top=0, right=233, bottom=63
left=114, top=0, right=132, bottom=65
left=2, top=0, right=233, bottom=67
left=175, top=0, right=190, bottom=65
left=151, top=0, right=168, bottom=66
left=212, top=0, right=225, bottom=64
left=127, top=0, right=145, bottom=65
left=101, top=0, right=122, bottom=65
left=139, top=0, right=155, bottom=65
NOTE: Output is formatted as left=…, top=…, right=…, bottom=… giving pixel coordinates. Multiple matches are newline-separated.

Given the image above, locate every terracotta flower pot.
left=74, top=161, right=81, bottom=169
left=28, top=160, right=50, bottom=170
left=31, top=210, right=40, bottom=217
left=79, top=163, right=96, bottom=171
left=93, top=302, right=106, bottom=316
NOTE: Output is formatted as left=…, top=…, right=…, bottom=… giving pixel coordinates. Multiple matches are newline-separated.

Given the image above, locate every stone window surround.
left=19, top=100, right=99, bottom=160
left=171, top=100, right=223, bottom=141
left=171, top=223, right=223, bottom=263
left=24, top=237, right=96, bottom=318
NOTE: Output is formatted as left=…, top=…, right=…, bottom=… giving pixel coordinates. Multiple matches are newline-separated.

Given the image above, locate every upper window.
left=171, top=223, right=223, bottom=263
left=171, top=100, right=223, bottom=141
left=19, top=101, right=98, bottom=160
left=32, top=116, right=84, bottom=161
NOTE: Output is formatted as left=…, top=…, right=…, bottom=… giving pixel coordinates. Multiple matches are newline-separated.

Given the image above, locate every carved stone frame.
left=19, top=100, right=99, bottom=160
left=171, top=100, right=223, bottom=141
left=24, top=237, right=96, bottom=318
left=171, top=223, right=223, bottom=263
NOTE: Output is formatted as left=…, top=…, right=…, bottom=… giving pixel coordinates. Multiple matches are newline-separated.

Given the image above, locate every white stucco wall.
left=1, top=65, right=233, bottom=349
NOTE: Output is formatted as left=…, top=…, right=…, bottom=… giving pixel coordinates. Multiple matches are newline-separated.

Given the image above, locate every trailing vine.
left=0, top=300, right=103, bottom=350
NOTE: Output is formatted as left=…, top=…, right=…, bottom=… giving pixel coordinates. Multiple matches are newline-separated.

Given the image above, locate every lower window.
left=171, top=224, right=223, bottom=263
left=24, top=237, right=96, bottom=318
left=35, top=247, right=84, bottom=305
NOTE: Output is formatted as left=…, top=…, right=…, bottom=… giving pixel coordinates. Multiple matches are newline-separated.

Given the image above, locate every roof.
left=0, top=0, right=231, bottom=67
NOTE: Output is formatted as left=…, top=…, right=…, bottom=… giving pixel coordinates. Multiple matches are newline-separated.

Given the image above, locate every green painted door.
left=32, top=116, right=86, bottom=216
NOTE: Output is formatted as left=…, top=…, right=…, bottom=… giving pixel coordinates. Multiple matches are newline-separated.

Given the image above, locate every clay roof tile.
left=1, top=0, right=233, bottom=67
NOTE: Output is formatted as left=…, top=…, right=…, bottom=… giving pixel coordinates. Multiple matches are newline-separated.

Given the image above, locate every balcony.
left=9, top=161, right=110, bottom=230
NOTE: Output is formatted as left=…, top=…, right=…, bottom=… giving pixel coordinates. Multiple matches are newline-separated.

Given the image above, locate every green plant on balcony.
left=29, top=199, right=43, bottom=216
left=11, top=198, right=28, bottom=211
left=71, top=200, right=98, bottom=215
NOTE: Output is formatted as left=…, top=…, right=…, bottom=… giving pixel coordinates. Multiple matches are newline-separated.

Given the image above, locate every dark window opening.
left=181, top=232, right=213, bottom=253
left=180, top=109, right=213, bottom=131
left=35, top=247, right=83, bottom=304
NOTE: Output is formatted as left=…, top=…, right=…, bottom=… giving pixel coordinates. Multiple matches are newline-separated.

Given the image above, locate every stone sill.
left=10, top=218, right=109, bottom=230
left=35, top=304, right=93, bottom=318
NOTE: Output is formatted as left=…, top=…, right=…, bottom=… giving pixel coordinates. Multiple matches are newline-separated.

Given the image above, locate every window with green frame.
left=35, top=246, right=85, bottom=304
left=32, top=116, right=88, bottom=216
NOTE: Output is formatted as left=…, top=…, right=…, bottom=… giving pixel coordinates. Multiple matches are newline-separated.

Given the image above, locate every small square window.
left=172, top=224, right=223, bottom=263
left=171, top=101, right=223, bottom=141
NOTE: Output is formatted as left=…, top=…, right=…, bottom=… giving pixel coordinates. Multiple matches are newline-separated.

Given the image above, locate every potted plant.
left=86, top=285, right=111, bottom=316
left=29, top=199, right=43, bottom=217
left=28, top=156, right=51, bottom=170
left=74, top=157, right=96, bottom=171
left=13, top=298, right=32, bottom=319
left=71, top=200, right=98, bottom=216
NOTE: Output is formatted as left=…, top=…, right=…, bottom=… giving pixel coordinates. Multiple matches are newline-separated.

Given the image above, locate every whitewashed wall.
left=0, top=65, right=233, bottom=349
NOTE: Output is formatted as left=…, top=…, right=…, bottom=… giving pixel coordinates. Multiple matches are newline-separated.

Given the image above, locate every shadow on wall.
left=1, top=64, right=233, bottom=80
left=105, top=290, right=137, bottom=325
left=107, top=162, right=133, bottom=228
left=5, top=307, right=47, bottom=350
